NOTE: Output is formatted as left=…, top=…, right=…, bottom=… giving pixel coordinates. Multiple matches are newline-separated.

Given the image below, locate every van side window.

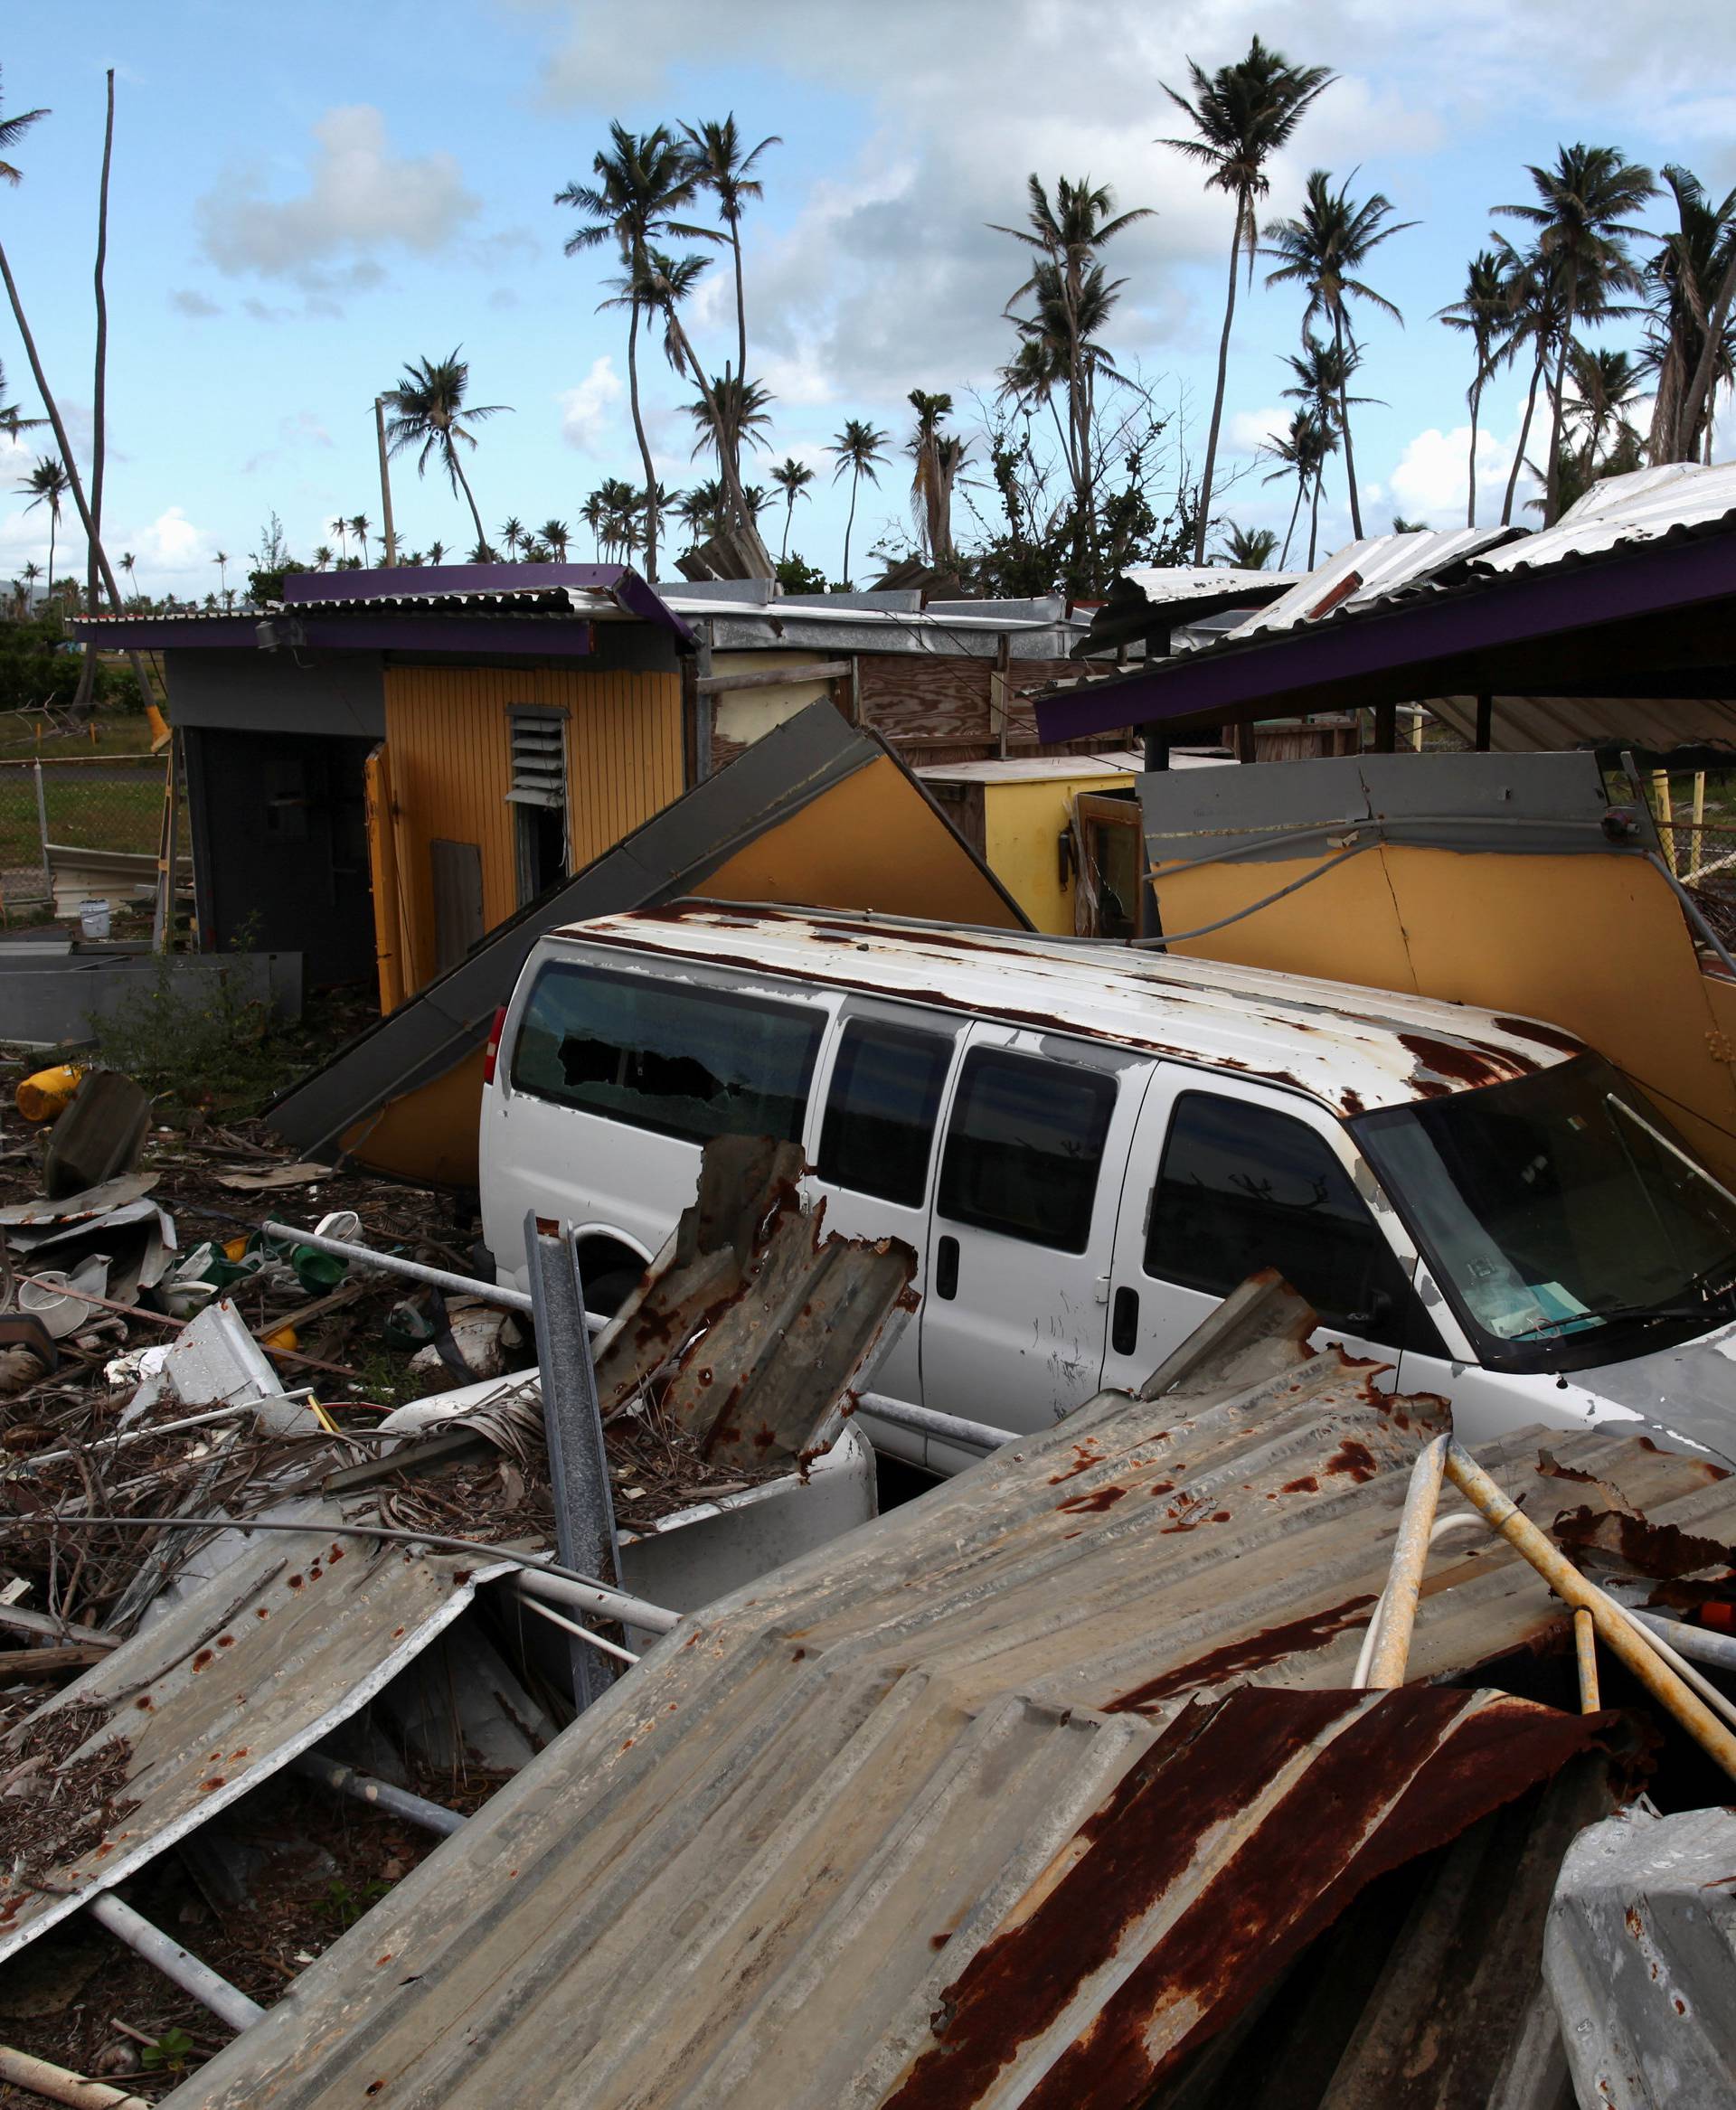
left=817, top=1020, right=954, bottom=1207
left=1146, top=1092, right=1413, bottom=1342
left=511, top=962, right=822, bottom=1147
left=939, top=1050, right=1115, bottom=1253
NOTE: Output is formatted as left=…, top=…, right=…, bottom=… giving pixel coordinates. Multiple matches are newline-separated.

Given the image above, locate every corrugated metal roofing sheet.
left=1429, top=692, right=1736, bottom=756
left=1119, top=565, right=1304, bottom=607
left=1223, top=527, right=1517, bottom=640
left=0, top=1510, right=507, bottom=1963
left=172, top=1281, right=1733, bottom=2110
left=546, top=901, right=1581, bottom=1116
left=1483, top=460, right=1736, bottom=571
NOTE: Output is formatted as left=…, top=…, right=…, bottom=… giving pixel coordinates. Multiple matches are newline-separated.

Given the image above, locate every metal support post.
left=33, top=759, right=49, bottom=900
left=524, top=1212, right=621, bottom=1710
left=373, top=395, right=399, bottom=567
left=1365, top=1436, right=1447, bottom=1688
left=1573, top=1607, right=1600, bottom=1713
left=292, top=1749, right=465, bottom=1836
left=261, top=1220, right=533, bottom=1314
left=87, top=1892, right=264, bottom=2032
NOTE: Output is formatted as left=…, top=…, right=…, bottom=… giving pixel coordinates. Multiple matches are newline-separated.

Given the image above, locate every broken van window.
left=938, top=1049, right=1115, bottom=1252
left=511, top=963, right=823, bottom=1147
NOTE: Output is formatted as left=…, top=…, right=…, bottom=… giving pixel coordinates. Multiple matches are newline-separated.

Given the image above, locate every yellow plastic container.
left=15, top=1065, right=83, bottom=1124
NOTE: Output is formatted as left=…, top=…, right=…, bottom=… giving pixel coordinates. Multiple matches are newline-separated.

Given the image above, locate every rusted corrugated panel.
left=170, top=1284, right=1736, bottom=2109
left=0, top=1512, right=505, bottom=1964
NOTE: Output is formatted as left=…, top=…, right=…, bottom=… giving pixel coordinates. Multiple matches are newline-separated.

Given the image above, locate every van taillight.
left=483, top=1005, right=508, bottom=1086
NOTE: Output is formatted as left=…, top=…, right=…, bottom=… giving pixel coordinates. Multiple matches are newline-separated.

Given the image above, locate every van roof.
left=546, top=903, right=1587, bottom=1118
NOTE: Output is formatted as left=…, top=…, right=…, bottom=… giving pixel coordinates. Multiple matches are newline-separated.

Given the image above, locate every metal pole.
left=854, top=1390, right=1014, bottom=1455
left=260, top=1220, right=533, bottom=1315
left=1443, top=1440, right=1736, bottom=1783
left=1365, top=1435, right=1447, bottom=1688
left=151, top=737, right=179, bottom=954
left=33, top=758, right=50, bottom=900
left=87, top=1892, right=264, bottom=2032
left=513, top=1584, right=640, bottom=1664
left=1691, top=770, right=1707, bottom=881
left=514, top=1560, right=677, bottom=1635
left=525, top=1213, right=621, bottom=1710
left=373, top=396, right=398, bottom=568
left=292, top=1750, right=464, bottom=1836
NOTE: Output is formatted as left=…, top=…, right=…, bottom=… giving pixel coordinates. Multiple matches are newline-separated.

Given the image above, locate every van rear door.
left=920, top=1026, right=1153, bottom=1440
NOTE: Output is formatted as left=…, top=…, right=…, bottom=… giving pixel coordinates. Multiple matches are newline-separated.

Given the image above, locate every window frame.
left=936, top=1043, right=1118, bottom=1255
left=816, top=1015, right=958, bottom=1209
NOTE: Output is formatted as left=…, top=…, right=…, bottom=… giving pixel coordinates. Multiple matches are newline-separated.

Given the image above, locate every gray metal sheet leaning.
left=0, top=1508, right=509, bottom=1964
left=167, top=1279, right=1736, bottom=2109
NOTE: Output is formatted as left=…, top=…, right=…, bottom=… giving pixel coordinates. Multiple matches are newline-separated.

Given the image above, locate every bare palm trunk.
left=1332, top=308, right=1363, bottom=539
left=1679, top=243, right=1736, bottom=462
left=1503, top=334, right=1550, bottom=525
left=624, top=300, right=659, bottom=580
left=842, top=466, right=860, bottom=586
left=779, top=497, right=792, bottom=563
left=1308, top=466, right=1323, bottom=567
left=1281, top=476, right=1305, bottom=567
left=72, top=69, right=117, bottom=717
left=448, top=447, right=487, bottom=552
left=1467, top=370, right=1483, bottom=529
left=664, top=304, right=772, bottom=572
left=1194, top=200, right=1244, bottom=565
left=46, top=510, right=56, bottom=599
left=731, top=225, right=748, bottom=487
left=1544, top=277, right=1578, bottom=525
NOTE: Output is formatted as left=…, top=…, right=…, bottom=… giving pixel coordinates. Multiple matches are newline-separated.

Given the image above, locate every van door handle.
left=1111, top=1286, right=1138, bottom=1356
left=935, top=1235, right=959, bottom=1301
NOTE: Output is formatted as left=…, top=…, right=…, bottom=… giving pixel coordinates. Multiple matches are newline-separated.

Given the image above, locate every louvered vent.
left=505, top=708, right=567, bottom=808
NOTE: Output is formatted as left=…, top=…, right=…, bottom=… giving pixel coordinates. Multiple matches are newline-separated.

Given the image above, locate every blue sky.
left=5, top=0, right=1736, bottom=596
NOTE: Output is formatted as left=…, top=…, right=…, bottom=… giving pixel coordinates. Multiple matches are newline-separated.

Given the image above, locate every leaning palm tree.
left=769, top=456, right=815, bottom=562
left=1262, top=170, right=1415, bottom=538
left=1436, top=249, right=1514, bottom=526
left=679, top=117, right=781, bottom=451
left=1567, top=345, right=1644, bottom=472
left=684, top=363, right=774, bottom=474
left=558, top=123, right=726, bottom=579
left=1159, top=37, right=1334, bottom=562
left=1260, top=408, right=1335, bottom=568
left=828, top=419, right=887, bottom=587
left=1495, top=144, right=1656, bottom=522
left=540, top=518, right=571, bottom=561
left=990, top=175, right=1153, bottom=580
left=18, top=455, right=69, bottom=594
left=381, top=349, right=510, bottom=551
left=1281, top=334, right=1373, bottom=560
left=1641, top=164, right=1736, bottom=465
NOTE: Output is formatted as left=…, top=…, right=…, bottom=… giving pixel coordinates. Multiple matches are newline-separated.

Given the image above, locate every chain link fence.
left=0, top=754, right=175, bottom=917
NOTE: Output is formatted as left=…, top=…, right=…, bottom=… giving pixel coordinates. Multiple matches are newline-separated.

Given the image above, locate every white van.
left=478, top=903, right=1736, bottom=1474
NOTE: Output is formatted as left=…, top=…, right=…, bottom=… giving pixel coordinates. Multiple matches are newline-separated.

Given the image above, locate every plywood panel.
left=382, top=664, right=683, bottom=991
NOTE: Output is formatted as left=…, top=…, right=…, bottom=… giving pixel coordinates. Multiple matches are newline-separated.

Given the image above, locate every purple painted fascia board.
left=292, top=615, right=595, bottom=655
left=66, top=616, right=262, bottom=649
left=1034, top=530, right=1736, bottom=741
left=280, top=561, right=698, bottom=649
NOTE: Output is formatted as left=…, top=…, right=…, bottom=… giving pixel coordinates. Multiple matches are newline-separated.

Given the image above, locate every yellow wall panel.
left=380, top=664, right=683, bottom=993
left=982, top=772, right=1136, bottom=934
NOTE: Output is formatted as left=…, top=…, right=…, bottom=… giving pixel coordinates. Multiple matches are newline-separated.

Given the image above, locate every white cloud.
left=1227, top=406, right=1288, bottom=456
left=133, top=506, right=215, bottom=575
left=557, top=356, right=624, bottom=454
left=1387, top=405, right=1534, bottom=525
left=168, top=287, right=223, bottom=319
left=197, top=105, right=480, bottom=293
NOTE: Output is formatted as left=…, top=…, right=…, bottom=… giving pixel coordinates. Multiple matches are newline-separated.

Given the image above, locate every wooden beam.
left=695, top=659, right=850, bottom=697
left=1474, top=692, right=1493, bottom=751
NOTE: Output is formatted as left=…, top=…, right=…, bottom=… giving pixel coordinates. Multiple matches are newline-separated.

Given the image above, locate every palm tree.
left=679, top=117, right=780, bottom=454
left=312, top=543, right=333, bottom=570
left=1280, top=334, right=1373, bottom=561
left=19, top=557, right=40, bottom=610
left=558, top=123, right=730, bottom=579
left=769, top=457, right=816, bottom=563
left=907, top=391, right=967, bottom=567
left=1436, top=250, right=1514, bottom=526
left=1642, top=165, right=1736, bottom=465
left=828, top=419, right=887, bottom=588
left=381, top=349, right=510, bottom=551
left=1567, top=345, right=1644, bottom=471
left=990, top=175, right=1153, bottom=580
left=18, top=455, right=69, bottom=594
left=499, top=515, right=524, bottom=560
left=212, top=548, right=231, bottom=607
left=684, top=364, right=774, bottom=473
left=1495, top=145, right=1656, bottom=522
left=0, top=357, right=43, bottom=439
left=119, top=550, right=136, bottom=598
left=1260, top=409, right=1335, bottom=568
left=675, top=480, right=726, bottom=542
left=592, top=476, right=642, bottom=560
left=1160, top=38, right=1334, bottom=563
left=350, top=513, right=370, bottom=565
left=1262, top=170, right=1415, bottom=538
left=426, top=538, right=446, bottom=564
left=540, top=518, right=571, bottom=561
left=1218, top=523, right=1279, bottom=569
left=329, top=516, right=349, bottom=561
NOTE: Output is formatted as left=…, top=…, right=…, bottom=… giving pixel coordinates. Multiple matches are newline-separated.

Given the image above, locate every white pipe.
left=513, top=1586, right=640, bottom=1664
left=87, top=1892, right=264, bottom=2032
left=291, top=1751, right=465, bottom=1836
left=854, top=1390, right=1015, bottom=1455
left=1353, top=1510, right=1484, bottom=1690
left=1628, top=1606, right=1736, bottom=1675
left=0, top=2043, right=149, bottom=2109
left=512, top=1560, right=678, bottom=1636
left=1366, top=1436, right=1448, bottom=1689
left=259, top=1220, right=533, bottom=1316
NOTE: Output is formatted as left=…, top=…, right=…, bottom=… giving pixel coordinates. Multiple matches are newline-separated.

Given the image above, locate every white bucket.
left=78, top=898, right=112, bottom=940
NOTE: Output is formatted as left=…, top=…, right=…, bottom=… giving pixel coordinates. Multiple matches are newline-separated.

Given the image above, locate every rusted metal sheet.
left=167, top=1279, right=1736, bottom=2108
left=0, top=1511, right=508, bottom=1964
left=591, top=1133, right=917, bottom=1471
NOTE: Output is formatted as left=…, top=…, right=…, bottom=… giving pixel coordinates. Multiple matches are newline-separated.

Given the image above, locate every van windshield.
left=1354, top=1055, right=1736, bottom=1373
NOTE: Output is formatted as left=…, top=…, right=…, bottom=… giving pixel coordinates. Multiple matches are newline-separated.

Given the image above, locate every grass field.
left=0, top=763, right=165, bottom=869
left=0, top=711, right=157, bottom=758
